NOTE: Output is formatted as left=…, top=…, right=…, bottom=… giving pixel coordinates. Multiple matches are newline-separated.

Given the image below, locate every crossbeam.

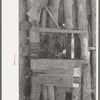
left=33, top=27, right=88, bottom=34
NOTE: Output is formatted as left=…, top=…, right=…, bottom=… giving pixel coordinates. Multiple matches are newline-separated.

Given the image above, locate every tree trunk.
left=19, top=0, right=30, bottom=100
left=91, top=0, right=96, bottom=99
left=77, top=0, right=92, bottom=100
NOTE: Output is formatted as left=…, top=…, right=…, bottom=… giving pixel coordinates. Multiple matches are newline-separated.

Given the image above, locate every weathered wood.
left=20, top=20, right=31, bottom=31
left=45, top=6, right=60, bottom=28
left=26, top=0, right=41, bottom=100
left=48, top=1, right=61, bottom=100
left=77, top=0, right=92, bottom=100
left=63, top=0, right=73, bottom=60
left=47, top=86, right=55, bottom=100
left=33, top=27, right=88, bottom=34
left=31, top=59, right=84, bottom=70
left=31, top=74, right=81, bottom=87
left=42, top=85, right=48, bottom=100
left=19, top=0, right=29, bottom=100
left=88, top=46, right=96, bottom=51
left=72, top=0, right=82, bottom=99
left=40, top=7, right=48, bottom=100
left=91, top=0, right=96, bottom=99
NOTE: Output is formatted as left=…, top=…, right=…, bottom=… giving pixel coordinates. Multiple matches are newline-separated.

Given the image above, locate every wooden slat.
left=32, top=74, right=73, bottom=86
left=32, top=27, right=88, bottom=34
left=31, top=59, right=84, bottom=70
left=32, top=69, right=73, bottom=75
left=88, top=46, right=96, bottom=51
left=31, top=74, right=81, bottom=87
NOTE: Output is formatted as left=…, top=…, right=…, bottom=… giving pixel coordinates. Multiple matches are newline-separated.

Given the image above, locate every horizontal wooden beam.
left=31, top=59, right=84, bottom=70
left=31, top=74, right=80, bottom=87
left=33, top=27, right=88, bottom=34
left=88, top=46, right=96, bottom=51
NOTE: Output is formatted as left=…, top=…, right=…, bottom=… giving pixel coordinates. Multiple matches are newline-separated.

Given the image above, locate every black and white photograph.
left=2, top=0, right=98, bottom=100
left=19, top=0, right=97, bottom=100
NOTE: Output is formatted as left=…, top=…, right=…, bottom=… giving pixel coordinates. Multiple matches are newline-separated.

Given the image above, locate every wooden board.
left=31, top=59, right=84, bottom=70
left=31, top=59, right=84, bottom=87
left=31, top=74, right=81, bottom=87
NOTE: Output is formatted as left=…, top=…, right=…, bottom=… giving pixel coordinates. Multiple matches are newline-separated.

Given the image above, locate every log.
left=72, top=0, right=81, bottom=100
left=19, top=0, right=30, bottom=100
left=26, top=0, right=41, bottom=100
left=63, top=0, right=73, bottom=59
left=48, top=0, right=64, bottom=100
left=77, top=0, right=92, bottom=100
left=91, top=0, right=96, bottom=99
left=40, top=7, right=48, bottom=100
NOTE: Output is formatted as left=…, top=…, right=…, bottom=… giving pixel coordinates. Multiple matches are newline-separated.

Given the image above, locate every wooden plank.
left=32, top=69, right=73, bottom=76
left=88, top=46, right=96, bottom=51
left=32, top=74, right=73, bottom=86
left=31, top=59, right=84, bottom=70
left=32, top=27, right=88, bottom=34
left=31, top=74, right=81, bottom=86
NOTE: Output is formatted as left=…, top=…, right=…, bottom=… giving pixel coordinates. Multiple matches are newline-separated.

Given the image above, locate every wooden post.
left=26, top=0, right=42, bottom=100
left=63, top=0, right=76, bottom=99
left=71, top=0, right=81, bottom=100
left=48, top=0, right=66, bottom=100
left=19, top=0, right=29, bottom=100
left=63, top=0, right=73, bottom=59
left=91, top=0, right=96, bottom=99
left=77, top=0, right=92, bottom=100
left=41, top=8, right=48, bottom=100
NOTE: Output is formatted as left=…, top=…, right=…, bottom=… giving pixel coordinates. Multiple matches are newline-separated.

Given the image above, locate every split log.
left=77, top=0, right=92, bottom=100
left=91, top=0, right=96, bottom=99
left=26, top=0, right=41, bottom=100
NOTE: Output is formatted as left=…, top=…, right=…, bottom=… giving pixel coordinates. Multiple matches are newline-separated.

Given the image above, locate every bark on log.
left=77, top=0, right=92, bottom=100
left=19, top=0, right=30, bottom=100
left=91, top=0, right=96, bottom=99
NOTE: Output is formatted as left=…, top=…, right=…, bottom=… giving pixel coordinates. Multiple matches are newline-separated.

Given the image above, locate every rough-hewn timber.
left=77, top=0, right=92, bottom=100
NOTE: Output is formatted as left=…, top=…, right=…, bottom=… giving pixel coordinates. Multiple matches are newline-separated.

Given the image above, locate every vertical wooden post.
left=26, top=0, right=42, bottom=100
left=71, top=0, right=81, bottom=100
left=41, top=8, right=48, bottom=100
left=77, top=0, right=92, bottom=100
left=48, top=0, right=66, bottom=100
left=91, top=0, right=96, bottom=99
left=63, top=0, right=73, bottom=59
left=19, top=0, right=29, bottom=100
left=63, top=0, right=75, bottom=99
